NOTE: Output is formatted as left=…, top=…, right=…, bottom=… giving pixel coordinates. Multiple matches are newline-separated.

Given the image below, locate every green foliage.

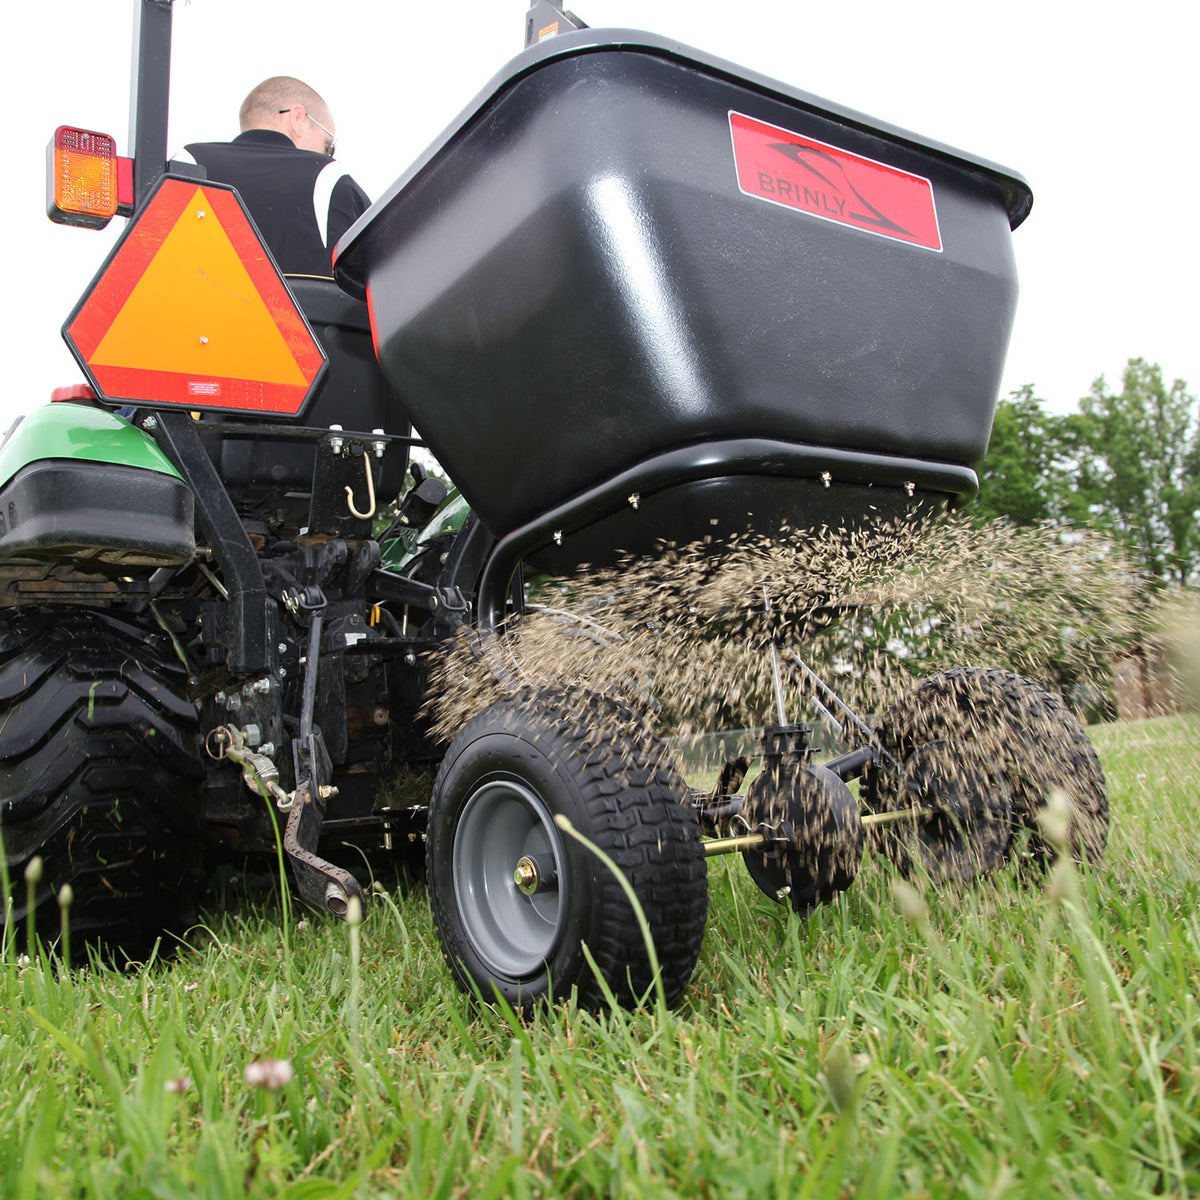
left=977, top=360, right=1200, bottom=591
left=1071, top=359, right=1200, bottom=589
left=970, top=361, right=1198, bottom=710
left=973, top=385, right=1066, bottom=526
left=3, top=717, right=1199, bottom=1197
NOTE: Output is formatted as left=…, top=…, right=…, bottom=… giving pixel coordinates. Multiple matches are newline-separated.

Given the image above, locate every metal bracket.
left=283, top=777, right=364, bottom=918
left=281, top=586, right=367, bottom=919
left=150, top=410, right=272, bottom=674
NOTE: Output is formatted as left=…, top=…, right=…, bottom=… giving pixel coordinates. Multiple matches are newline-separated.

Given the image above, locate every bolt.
left=403, top=651, right=417, bottom=666
left=372, top=707, right=389, bottom=726
left=514, top=857, right=540, bottom=895
left=199, top=335, right=209, bottom=345
left=195, top=209, right=206, bottom=219
left=904, top=480, right=916, bottom=497
left=820, top=472, right=832, bottom=488
left=143, top=414, right=158, bottom=431
left=553, top=530, right=563, bottom=546
left=318, top=785, right=339, bottom=800
left=628, top=493, right=640, bottom=510
left=278, top=643, right=288, bottom=655
left=372, top=429, right=386, bottom=458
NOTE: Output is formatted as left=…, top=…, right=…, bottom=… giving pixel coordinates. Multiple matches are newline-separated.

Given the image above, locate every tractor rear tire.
left=0, top=609, right=204, bottom=962
left=426, top=692, right=708, bottom=1011
left=863, top=668, right=1108, bottom=870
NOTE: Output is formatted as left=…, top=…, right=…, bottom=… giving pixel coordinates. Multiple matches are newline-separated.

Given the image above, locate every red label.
left=729, top=111, right=942, bottom=252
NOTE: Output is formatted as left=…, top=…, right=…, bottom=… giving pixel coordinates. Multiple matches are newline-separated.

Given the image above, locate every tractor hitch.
left=283, top=587, right=368, bottom=920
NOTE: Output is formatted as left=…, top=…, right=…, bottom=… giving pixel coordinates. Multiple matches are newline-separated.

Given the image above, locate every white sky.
left=7, top=0, right=1198, bottom=434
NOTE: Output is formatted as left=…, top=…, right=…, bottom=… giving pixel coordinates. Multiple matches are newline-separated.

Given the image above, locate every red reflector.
left=51, top=384, right=98, bottom=403
left=48, top=126, right=118, bottom=230
left=117, top=156, right=135, bottom=214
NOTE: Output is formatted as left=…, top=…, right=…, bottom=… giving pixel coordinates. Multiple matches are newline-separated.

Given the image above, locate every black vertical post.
left=524, top=0, right=587, bottom=48
left=128, top=0, right=174, bottom=208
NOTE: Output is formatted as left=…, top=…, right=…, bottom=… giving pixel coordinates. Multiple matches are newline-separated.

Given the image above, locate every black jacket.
left=178, top=130, right=370, bottom=276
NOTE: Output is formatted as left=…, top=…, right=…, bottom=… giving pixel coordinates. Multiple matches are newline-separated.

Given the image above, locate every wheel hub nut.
left=512, top=854, right=558, bottom=896
left=514, top=856, right=540, bottom=895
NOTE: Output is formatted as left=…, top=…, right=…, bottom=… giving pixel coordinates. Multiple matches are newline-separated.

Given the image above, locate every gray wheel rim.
left=452, top=777, right=568, bottom=978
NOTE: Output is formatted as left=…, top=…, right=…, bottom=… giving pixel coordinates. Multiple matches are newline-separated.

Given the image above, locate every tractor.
left=0, top=0, right=1105, bottom=1009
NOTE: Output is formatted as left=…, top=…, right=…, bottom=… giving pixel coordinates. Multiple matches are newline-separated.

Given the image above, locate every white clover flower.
left=245, top=1058, right=294, bottom=1089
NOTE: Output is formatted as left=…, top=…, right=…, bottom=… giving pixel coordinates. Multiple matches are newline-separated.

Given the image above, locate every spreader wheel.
left=426, top=692, right=707, bottom=1011
left=866, top=739, right=1012, bottom=884
left=864, top=668, right=1109, bottom=872
left=740, top=762, right=863, bottom=914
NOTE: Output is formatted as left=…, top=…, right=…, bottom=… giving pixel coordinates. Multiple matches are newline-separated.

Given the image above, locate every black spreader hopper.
left=335, top=28, right=1031, bottom=572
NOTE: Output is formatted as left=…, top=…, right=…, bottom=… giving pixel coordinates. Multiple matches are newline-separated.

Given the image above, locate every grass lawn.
left=2, top=714, right=1198, bottom=1198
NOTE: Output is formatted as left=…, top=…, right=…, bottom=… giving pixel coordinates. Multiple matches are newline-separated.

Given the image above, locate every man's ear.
left=281, top=104, right=308, bottom=147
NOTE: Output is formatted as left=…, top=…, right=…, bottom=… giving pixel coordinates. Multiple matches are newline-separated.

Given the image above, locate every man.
left=177, top=77, right=370, bottom=276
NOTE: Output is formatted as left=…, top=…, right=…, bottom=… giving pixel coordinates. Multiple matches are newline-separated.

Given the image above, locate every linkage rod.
left=702, top=806, right=930, bottom=858
left=703, top=833, right=768, bottom=857
left=786, top=653, right=877, bottom=746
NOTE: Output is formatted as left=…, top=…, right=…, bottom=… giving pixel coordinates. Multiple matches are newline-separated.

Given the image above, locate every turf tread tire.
left=427, top=691, right=707, bottom=1011
left=0, top=609, right=204, bottom=961
left=863, top=667, right=1108, bottom=868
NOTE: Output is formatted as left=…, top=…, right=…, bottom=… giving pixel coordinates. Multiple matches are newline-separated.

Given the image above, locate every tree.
left=975, top=362, right=1200, bottom=590
left=973, top=385, right=1068, bottom=525
left=1067, top=359, right=1199, bottom=589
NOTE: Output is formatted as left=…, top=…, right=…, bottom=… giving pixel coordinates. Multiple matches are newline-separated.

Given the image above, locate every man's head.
left=239, top=76, right=336, bottom=155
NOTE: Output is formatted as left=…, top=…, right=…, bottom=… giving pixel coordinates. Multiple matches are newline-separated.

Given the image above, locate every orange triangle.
left=90, top=186, right=306, bottom=386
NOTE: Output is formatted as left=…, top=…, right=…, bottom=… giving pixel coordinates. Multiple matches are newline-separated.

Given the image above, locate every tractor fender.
left=0, top=403, right=194, bottom=568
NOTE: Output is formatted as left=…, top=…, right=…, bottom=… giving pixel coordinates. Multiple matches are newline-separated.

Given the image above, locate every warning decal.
left=729, top=111, right=942, bottom=252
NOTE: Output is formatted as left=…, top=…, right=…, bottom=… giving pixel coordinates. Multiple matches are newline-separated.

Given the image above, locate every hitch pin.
left=206, top=725, right=293, bottom=810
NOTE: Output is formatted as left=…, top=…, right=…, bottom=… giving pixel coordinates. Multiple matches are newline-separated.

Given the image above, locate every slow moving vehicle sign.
left=64, top=176, right=327, bottom=417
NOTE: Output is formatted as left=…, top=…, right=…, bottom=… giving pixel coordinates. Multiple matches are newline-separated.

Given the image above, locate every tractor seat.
left=203, top=277, right=411, bottom=528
